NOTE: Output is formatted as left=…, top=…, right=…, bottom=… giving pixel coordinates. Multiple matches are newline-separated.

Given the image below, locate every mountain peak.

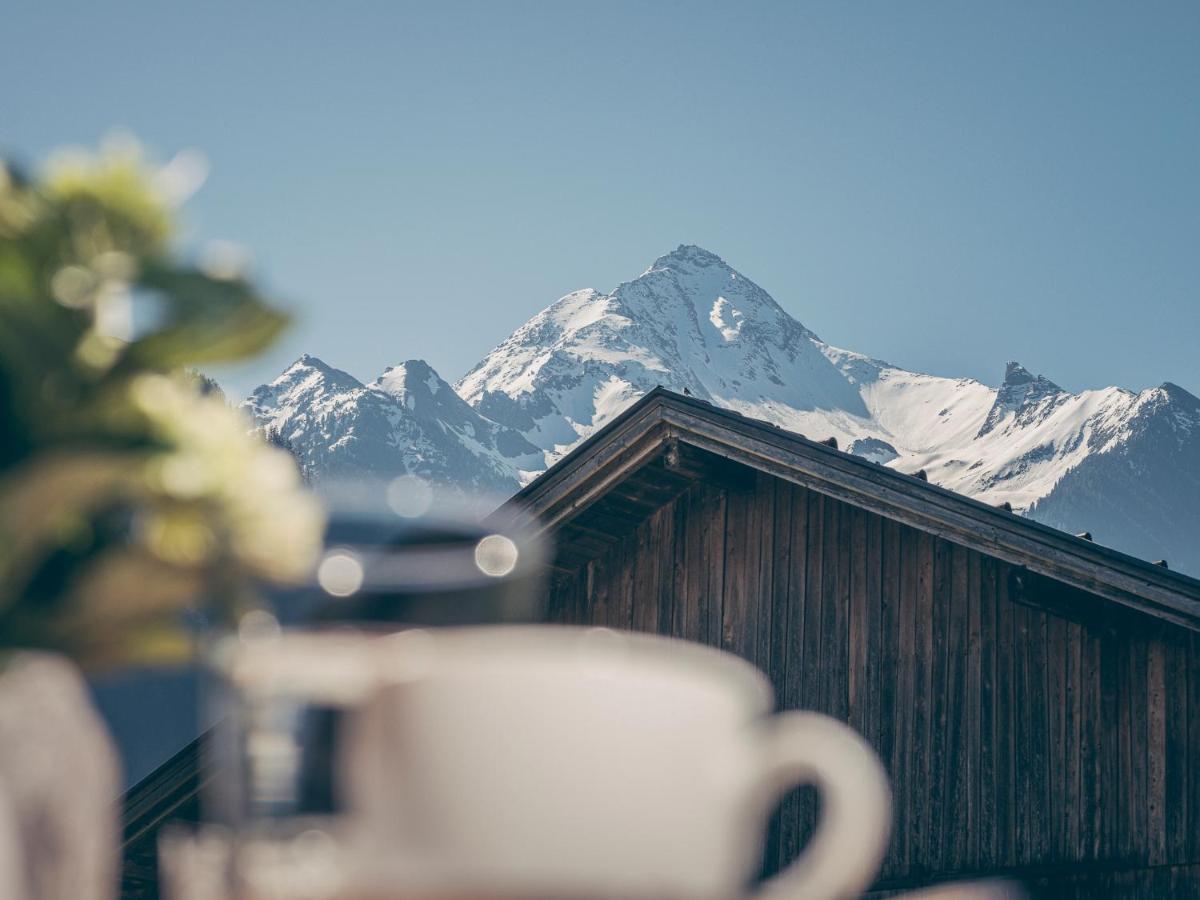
left=373, top=358, right=446, bottom=401
left=999, top=361, right=1062, bottom=393
left=1002, top=361, right=1035, bottom=387
left=1159, top=381, right=1199, bottom=403
left=977, top=361, right=1067, bottom=438
left=650, top=244, right=727, bottom=271
left=271, top=354, right=362, bottom=391
left=1142, top=381, right=1200, bottom=426
left=241, top=353, right=363, bottom=429
left=291, top=352, right=329, bottom=371
left=1001, top=361, right=1063, bottom=392
left=386, top=358, right=437, bottom=378
left=243, top=354, right=528, bottom=493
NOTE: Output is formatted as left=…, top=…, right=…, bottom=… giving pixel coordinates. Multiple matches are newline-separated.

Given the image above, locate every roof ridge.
left=513, top=387, right=1200, bottom=629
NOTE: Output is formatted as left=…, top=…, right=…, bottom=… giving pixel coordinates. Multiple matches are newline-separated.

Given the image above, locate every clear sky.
left=6, top=1, right=1198, bottom=399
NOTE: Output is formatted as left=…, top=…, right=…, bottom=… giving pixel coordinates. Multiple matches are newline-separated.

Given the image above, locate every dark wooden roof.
left=514, top=387, right=1200, bottom=632
left=119, top=735, right=208, bottom=898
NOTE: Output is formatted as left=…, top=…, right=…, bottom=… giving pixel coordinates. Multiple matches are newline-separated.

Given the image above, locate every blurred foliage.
left=0, top=140, right=324, bottom=669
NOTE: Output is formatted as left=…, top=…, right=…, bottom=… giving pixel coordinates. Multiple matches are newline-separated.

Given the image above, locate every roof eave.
left=513, top=390, right=1200, bottom=632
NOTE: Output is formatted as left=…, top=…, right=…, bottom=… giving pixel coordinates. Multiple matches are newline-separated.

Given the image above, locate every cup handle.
left=752, top=712, right=892, bottom=900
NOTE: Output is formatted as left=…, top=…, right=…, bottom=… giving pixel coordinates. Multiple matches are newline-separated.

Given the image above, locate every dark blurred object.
left=271, top=479, right=548, bottom=629
left=201, top=480, right=549, bottom=833
left=152, top=481, right=552, bottom=898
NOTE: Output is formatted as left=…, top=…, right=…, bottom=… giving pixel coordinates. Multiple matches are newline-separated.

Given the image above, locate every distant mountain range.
left=243, top=245, right=1200, bottom=576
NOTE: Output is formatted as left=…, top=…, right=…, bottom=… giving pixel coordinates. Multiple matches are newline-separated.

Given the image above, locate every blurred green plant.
left=0, top=140, right=324, bottom=669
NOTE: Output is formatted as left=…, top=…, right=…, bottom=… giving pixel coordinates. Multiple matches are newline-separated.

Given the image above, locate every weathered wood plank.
left=893, top=517, right=918, bottom=876
left=865, top=506, right=884, bottom=750
left=1116, top=633, right=1135, bottom=861
left=877, top=514, right=901, bottom=881
left=796, top=489, right=826, bottom=855
left=615, top=526, right=636, bottom=630
left=945, top=542, right=970, bottom=872
left=741, top=478, right=763, bottom=664
left=784, top=485, right=809, bottom=719
left=541, top=570, right=561, bottom=623
left=753, top=471, right=777, bottom=676
left=565, top=563, right=583, bottom=624
left=1079, top=621, right=1100, bottom=861
left=1146, top=631, right=1167, bottom=866
left=1012, top=861, right=1200, bottom=900
left=849, top=505, right=869, bottom=736
left=767, top=480, right=793, bottom=701
left=1128, top=633, right=1149, bottom=862
left=977, top=551, right=998, bottom=870
left=588, top=556, right=608, bottom=626
left=721, top=483, right=751, bottom=656
left=680, top=486, right=703, bottom=642
left=778, top=484, right=809, bottom=873
left=700, top=486, right=727, bottom=648
left=995, top=560, right=1017, bottom=868
left=1013, top=598, right=1032, bottom=864
left=1189, top=633, right=1200, bottom=863
left=1028, top=604, right=1050, bottom=863
left=1045, top=612, right=1066, bottom=861
left=669, top=490, right=689, bottom=639
left=657, top=501, right=678, bottom=640
left=830, top=495, right=851, bottom=722
left=912, top=530, right=934, bottom=876
left=762, top=480, right=791, bottom=876
left=819, top=495, right=838, bottom=717
left=927, top=537, right=950, bottom=874
left=1163, top=631, right=1188, bottom=865
left=1099, top=618, right=1121, bottom=862
left=631, top=510, right=659, bottom=633
left=1064, top=619, right=1082, bottom=862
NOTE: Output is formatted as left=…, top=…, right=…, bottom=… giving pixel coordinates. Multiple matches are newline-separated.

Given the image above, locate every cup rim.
left=389, top=624, right=777, bottom=716
left=216, top=624, right=777, bottom=716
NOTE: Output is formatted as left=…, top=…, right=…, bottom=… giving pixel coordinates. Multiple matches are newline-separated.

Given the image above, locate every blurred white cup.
left=341, top=625, right=892, bottom=900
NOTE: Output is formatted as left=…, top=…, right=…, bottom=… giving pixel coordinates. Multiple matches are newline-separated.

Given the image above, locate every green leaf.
left=121, top=264, right=290, bottom=369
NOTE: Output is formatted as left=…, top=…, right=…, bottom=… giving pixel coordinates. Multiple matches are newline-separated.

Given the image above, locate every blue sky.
left=6, top=1, right=1198, bottom=398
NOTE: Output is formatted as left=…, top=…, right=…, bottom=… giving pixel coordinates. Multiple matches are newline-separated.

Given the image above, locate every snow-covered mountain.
left=242, top=354, right=538, bottom=494
left=1026, top=382, right=1200, bottom=571
left=244, top=245, right=1200, bottom=575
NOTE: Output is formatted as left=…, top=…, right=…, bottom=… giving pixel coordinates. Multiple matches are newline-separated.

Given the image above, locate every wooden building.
left=120, top=387, right=1200, bottom=898
left=515, top=388, right=1200, bottom=898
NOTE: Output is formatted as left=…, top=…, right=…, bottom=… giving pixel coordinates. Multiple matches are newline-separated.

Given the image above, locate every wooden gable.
left=515, top=389, right=1200, bottom=898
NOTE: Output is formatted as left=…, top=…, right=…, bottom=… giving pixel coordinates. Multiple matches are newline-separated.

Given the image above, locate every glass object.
left=166, top=626, right=896, bottom=900
left=273, top=479, right=547, bottom=629
left=162, top=479, right=548, bottom=899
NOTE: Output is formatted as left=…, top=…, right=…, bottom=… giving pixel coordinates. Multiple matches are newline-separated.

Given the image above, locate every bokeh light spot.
left=474, top=534, right=518, bottom=578
left=385, top=474, right=434, bottom=518
left=237, top=609, right=281, bottom=644
left=317, top=549, right=364, bottom=597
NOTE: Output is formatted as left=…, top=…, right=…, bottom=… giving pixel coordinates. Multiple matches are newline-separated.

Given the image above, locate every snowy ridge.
left=246, top=245, right=1200, bottom=575
left=457, top=245, right=873, bottom=465
left=241, top=356, right=537, bottom=494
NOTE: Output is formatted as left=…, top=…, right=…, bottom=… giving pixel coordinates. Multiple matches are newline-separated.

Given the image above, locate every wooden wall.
left=542, top=471, right=1200, bottom=898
